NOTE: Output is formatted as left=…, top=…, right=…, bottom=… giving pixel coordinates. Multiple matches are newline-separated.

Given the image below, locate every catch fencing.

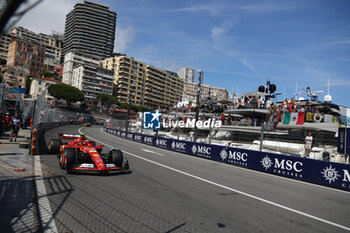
left=32, top=88, right=93, bottom=128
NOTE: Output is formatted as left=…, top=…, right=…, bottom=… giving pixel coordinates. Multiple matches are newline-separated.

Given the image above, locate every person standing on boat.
left=305, top=132, right=313, bottom=156
left=266, top=97, right=272, bottom=109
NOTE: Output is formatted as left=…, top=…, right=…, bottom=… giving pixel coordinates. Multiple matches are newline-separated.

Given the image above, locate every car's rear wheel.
left=109, top=149, right=124, bottom=167
left=48, top=139, right=62, bottom=154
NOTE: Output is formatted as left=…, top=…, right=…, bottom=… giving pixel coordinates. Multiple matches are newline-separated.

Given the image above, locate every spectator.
left=5, top=113, right=10, bottom=130
left=246, top=117, right=252, bottom=126
left=240, top=117, right=247, bottom=125
left=260, top=97, right=265, bottom=109
left=305, top=132, right=313, bottom=156
left=10, top=112, right=21, bottom=142
left=251, top=96, right=257, bottom=108
left=23, top=116, right=28, bottom=128
left=266, top=97, right=272, bottom=109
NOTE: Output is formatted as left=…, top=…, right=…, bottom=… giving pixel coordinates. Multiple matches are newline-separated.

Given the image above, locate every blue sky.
left=15, top=0, right=350, bottom=106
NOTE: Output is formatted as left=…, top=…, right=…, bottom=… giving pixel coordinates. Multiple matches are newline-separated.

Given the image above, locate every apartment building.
left=63, top=0, right=116, bottom=59
left=183, top=82, right=228, bottom=102
left=0, top=33, right=14, bottom=62
left=71, top=64, right=113, bottom=103
left=3, top=66, right=29, bottom=89
left=7, top=37, right=45, bottom=77
left=62, top=50, right=100, bottom=85
left=10, top=27, right=63, bottom=62
left=101, top=55, right=184, bottom=109
left=178, top=67, right=195, bottom=83
left=29, top=77, right=61, bottom=99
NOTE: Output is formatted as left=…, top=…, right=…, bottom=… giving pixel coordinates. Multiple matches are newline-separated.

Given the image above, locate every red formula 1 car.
left=48, top=133, right=129, bottom=174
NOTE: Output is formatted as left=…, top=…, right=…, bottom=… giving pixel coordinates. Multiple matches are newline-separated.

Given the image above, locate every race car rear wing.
left=58, top=133, right=83, bottom=139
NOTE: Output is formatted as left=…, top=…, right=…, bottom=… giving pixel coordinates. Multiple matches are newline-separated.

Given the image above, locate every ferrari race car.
left=48, top=133, right=129, bottom=174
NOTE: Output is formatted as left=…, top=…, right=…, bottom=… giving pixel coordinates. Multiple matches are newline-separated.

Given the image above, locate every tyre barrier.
left=30, top=128, right=38, bottom=155
left=104, top=127, right=350, bottom=192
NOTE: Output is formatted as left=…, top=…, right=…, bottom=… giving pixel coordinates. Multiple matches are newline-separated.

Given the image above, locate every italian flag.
left=283, top=112, right=305, bottom=125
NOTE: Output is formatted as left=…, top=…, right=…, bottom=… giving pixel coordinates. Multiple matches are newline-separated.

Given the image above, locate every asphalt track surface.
left=40, top=125, right=350, bottom=233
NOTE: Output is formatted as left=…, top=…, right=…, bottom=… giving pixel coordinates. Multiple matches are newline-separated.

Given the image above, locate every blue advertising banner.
left=9, top=88, right=26, bottom=94
left=104, top=128, right=350, bottom=191
left=338, top=128, right=350, bottom=155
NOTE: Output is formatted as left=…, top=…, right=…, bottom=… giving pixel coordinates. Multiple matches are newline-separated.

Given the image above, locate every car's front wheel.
left=61, top=148, right=77, bottom=171
left=48, top=139, right=62, bottom=154
left=109, top=149, right=124, bottom=167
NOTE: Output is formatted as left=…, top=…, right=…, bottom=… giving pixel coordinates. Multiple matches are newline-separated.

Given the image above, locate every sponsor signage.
left=155, top=138, right=169, bottom=149
left=163, top=118, right=222, bottom=129
left=143, top=110, right=222, bottom=129
left=259, top=153, right=303, bottom=178
left=134, top=134, right=143, bottom=143
left=143, top=111, right=161, bottom=129
left=127, top=133, right=134, bottom=140
left=338, top=128, right=350, bottom=155
left=219, top=148, right=249, bottom=167
left=143, top=136, right=154, bottom=145
left=9, top=88, right=26, bottom=94
left=104, top=128, right=350, bottom=191
left=171, top=140, right=187, bottom=153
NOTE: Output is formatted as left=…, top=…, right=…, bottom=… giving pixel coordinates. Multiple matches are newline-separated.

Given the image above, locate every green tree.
left=96, top=93, right=118, bottom=115
left=48, top=84, right=84, bottom=109
left=41, top=71, right=53, bottom=78
left=130, top=104, right=151, bottom=112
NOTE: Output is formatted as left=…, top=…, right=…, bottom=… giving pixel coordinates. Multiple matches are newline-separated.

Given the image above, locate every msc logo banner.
left=143, top=110, right=161, bottom=129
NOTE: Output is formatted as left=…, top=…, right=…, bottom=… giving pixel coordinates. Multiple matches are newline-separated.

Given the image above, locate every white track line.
left=81, top=128, right=350, bottom=232
left=141, top=149, right=165, bottom=156
left=34, top=156, right=58, bottom=233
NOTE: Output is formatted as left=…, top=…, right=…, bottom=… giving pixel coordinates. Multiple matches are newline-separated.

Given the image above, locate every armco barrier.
left=105, top=128, right=350, bottom=192
left=33, top=121, right=80, bottom=155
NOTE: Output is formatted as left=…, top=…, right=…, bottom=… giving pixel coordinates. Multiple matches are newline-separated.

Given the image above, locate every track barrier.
left=105, top=128, right=350, bottom=192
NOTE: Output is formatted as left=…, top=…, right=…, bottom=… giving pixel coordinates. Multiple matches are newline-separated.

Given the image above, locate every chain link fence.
left=32, top=88, right=93, bottom=128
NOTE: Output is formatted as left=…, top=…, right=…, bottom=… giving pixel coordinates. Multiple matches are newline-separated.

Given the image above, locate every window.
left=39, top=81, right=42, bottom=85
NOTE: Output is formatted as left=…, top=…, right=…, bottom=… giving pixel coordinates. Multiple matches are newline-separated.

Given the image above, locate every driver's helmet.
left=80, top=133, right=86, bottom=140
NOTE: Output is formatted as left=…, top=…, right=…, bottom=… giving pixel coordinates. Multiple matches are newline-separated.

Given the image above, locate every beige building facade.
left=3, top=66, right=29, bottom=89
left=101, top=55, right=184, bottom=109
left=183, top=82, right=228, bottom=102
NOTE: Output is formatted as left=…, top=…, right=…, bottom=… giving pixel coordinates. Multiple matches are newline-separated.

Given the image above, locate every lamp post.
left=194, top=70, right=203, bottom=142
left=126, top=92, right=133, bottom=132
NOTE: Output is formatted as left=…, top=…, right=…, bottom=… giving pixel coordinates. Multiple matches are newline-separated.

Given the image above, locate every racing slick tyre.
left=48, top=139, right=62, bottom=154
left=109, top=149, right=124, bottom=167
left=61, top=148, right=77, bottom=171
